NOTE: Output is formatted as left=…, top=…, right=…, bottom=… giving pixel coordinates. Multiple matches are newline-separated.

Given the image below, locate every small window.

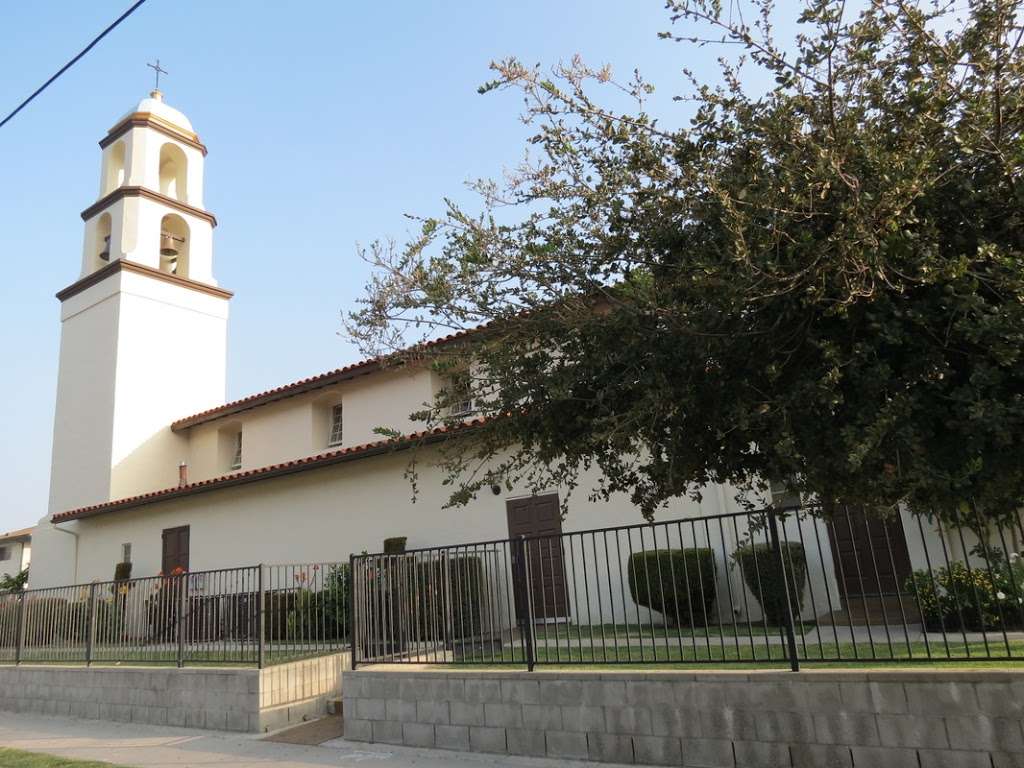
left=769, top=478, right=801, bottom=510
left=0, top=546, right=9, bottom=562
left=230, top=431, right=242, bottom=470
left=448, top=373, right=474, bottom=417
left=328, top=403, right=344, bottom=447
left=121, top=543, right=132, bottom=564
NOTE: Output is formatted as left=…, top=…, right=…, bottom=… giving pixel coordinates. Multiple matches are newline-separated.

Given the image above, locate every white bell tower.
left=31, top=91, right=231, bottom=588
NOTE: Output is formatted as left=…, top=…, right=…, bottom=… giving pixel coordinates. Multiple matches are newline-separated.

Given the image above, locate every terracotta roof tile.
left=51, top=419, right=487, bottom=524
left=170, top=326, right=485, bottom=431
left=0, top=527, right=33, bottom=542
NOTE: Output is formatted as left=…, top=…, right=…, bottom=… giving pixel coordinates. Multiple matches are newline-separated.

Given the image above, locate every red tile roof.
left=51, top=419, right=487, bottom=524
left=170, top=326, right=485, bottom=431
left=0, top=527, right=33, bottom=543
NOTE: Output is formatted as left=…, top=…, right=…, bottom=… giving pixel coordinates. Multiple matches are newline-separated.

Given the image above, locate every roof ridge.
left=170, top=325, right=487, bottom=431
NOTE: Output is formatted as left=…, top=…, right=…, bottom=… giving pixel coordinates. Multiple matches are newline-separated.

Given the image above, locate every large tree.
left=349, top=1, right=1024, bottom=524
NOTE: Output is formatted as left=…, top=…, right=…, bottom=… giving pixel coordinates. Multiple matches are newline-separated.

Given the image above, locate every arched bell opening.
left=94, top=213, right=113, bottom=271
left=102, top=142, right=126, bottom=196
left=158, top=143, right=188, bottom=203
left=158, top=214, right=190, bottom=278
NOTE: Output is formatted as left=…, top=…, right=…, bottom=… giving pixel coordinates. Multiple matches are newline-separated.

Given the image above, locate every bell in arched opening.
left=99, top=235, right=111, bottom=262
left=158, top=214, right=190, bottom=278
left=160, top=231, right=185, bottom=275
left=160, top=232, right=180, bottom=257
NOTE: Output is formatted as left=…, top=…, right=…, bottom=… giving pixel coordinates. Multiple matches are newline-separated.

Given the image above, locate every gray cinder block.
left=546, top=730, right=590, bottom=759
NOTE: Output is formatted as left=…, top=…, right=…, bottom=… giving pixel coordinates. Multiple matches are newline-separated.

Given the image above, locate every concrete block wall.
left=0, top=666, right=258, bottom=732
left=0, top=651, right=349, bottom=734
left=343, top=668, right=1024, bottom=767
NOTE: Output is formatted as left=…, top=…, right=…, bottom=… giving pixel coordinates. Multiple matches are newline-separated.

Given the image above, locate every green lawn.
left=449, top=638, right=1024, bottom=665
left=0, top=748, right=131, bottom=768
left=533, top=622, right=818, bottom=640
left=0, top=644, right=339, bottom=668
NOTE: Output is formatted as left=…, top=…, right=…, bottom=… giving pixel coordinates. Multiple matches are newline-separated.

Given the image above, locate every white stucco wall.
left=37, top=264, right=228, bottom=590
left=183, top=366, right=437, bottom=483
left=108, top=271, right=227, bottom=501
left=39, top=443, right=754, bottom=622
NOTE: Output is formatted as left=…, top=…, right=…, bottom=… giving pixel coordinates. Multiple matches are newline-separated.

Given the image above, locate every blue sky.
left=0, top=0, right=777, bottom=532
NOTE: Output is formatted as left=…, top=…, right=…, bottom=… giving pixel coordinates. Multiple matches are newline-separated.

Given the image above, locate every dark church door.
left=161, top=526, right=190, bottom=574
left=507, top=494, right=569, bottom=620
left=827, top=508, right=912, bottom=597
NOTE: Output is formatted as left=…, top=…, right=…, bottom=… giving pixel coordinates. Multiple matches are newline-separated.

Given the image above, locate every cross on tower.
left=147, top=59, right=168, bottom=91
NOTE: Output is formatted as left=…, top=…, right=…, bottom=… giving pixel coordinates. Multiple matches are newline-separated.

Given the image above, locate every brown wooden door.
left=161, top=526, right=190, bottom=574
left=827, top=507, right=912, bottom=597
left=507, top=494, right=569, bottom=620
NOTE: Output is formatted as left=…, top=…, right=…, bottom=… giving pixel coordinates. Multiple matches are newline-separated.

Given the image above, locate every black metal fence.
left=0, top=562, right=350, bottom=667
left=350, top=505, right=1024, bottom=669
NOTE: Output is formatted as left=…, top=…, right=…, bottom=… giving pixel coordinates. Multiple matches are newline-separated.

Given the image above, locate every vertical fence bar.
left=14, top=592, right=25, bottom=665
left=512, top=536, right=535, bottom=671
left=85, top=582, right=97, bottom=666
left=349, top=553, right=357, bottom=670
left=768, top=508, right=800, bottom=672
left=176, top=574, right=186, bottom=668
left=257, top=564, right=265, bottom=669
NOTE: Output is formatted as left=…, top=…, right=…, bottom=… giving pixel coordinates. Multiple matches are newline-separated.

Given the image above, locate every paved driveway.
left=0, top=712, right=611, bottom=768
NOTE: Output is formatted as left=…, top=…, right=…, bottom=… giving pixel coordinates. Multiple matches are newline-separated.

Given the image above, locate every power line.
left=0, top=0, right=150, bottom=130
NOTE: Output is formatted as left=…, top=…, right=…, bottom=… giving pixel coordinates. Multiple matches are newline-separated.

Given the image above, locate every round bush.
left=626, top=548, right=717, bottom=626
left=733, top=542, right=807, bottom=625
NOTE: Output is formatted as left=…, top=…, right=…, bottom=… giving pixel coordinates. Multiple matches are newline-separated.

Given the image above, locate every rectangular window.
left=0, top=546, right=9, bottom=562
left=328, top=403, right=344, bottom=447
left=121, top=543, right=132, bottom=564
left=231, top=431, right=242, bottom=470
left=769, top=478, right=801, bottom=510
left=448, top=373, right=474, bottom=417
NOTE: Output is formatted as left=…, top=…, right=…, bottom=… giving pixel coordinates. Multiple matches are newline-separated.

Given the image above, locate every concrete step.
left=829, top=595, right=921, bottom=626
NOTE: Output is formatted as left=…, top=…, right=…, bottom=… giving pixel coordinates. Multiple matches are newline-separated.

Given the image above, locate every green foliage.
left=907, top=547, right=1024, bottom=631
left=0, top=569, right=28, bottom=592
left=626, top=548, right=717, bottom=626
left=285, top=564, right=350, bottom=641
left=733, top=542, right=808, bottom=625
left=404, top=555, right=486, bottom=639
left=113, top=562, right=132, bottom=582
left=15, top=597, right=88, bottom=645
left=349, top=1, right=1024, bottom=526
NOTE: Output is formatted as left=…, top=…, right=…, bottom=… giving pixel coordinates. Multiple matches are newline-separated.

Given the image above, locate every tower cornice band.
left=101, top=111, right=208, bottom=156
left=81, top=186, right=218, bottom=227
left=55, top=258, right=233, bottom=303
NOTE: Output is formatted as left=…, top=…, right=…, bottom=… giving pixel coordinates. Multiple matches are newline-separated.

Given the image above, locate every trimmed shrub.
left=383, top=537, right=408, bottom=554
left=627, top=548, right=717, bottom=626
left=285, top=563, right=350, bottom=641
left=113, top=561, right=132, bottom=582
left=405, top=554, right=486, bottom=639
left=733, top=542, right=807, bottom=625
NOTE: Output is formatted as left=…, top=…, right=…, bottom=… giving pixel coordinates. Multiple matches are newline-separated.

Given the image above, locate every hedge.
left=907, top=561, right=1023, bottom=632
left=285, top=563, right=350, bottom=641
left=405, top=555, right=485, bottom=639
left=732, top=542, right=807, bottom=625
left=627, top=548, right=717, bottom=626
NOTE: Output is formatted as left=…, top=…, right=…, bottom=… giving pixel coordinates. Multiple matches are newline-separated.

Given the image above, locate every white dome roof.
left=121, top=91, right=193, bottom=133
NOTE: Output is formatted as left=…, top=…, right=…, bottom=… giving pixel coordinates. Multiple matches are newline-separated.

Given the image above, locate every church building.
left=27, top=93, right=970, bottom=635
left=28, top=91, right=734, bottom=592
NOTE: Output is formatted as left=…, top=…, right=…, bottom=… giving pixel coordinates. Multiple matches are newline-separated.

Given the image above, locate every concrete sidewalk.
left=0, top=711, right=602, bottom=768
